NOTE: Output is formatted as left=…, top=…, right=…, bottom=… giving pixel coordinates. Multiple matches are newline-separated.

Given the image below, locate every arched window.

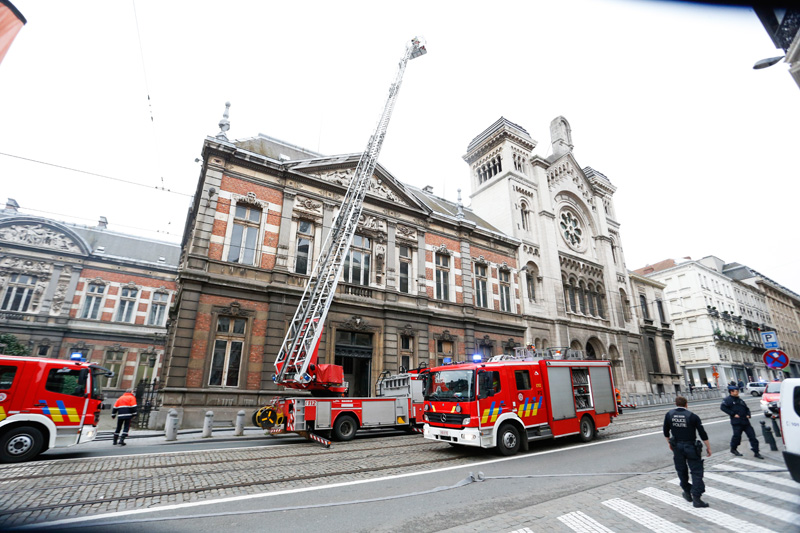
left=587, top=283, right=596, bottom=316
left=596, top=285, right=605, bottom=318
left=520, top=201, right=530, bottom=231
left=578, top=281, right=587, bottom=314
left=619, top=288, right=631, bottom=321
left=648, top=337, right=660, bottom=373
left=568, top=278, right=577, bottom=313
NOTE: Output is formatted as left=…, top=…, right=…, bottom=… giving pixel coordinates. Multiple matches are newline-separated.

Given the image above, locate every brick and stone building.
left=0, top=200, right=179, bottom=398
left=161, top=113, right=652, bottom=426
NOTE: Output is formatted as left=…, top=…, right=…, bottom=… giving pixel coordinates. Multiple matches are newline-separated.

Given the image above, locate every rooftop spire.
left=216, top=101, right=231, bottom=141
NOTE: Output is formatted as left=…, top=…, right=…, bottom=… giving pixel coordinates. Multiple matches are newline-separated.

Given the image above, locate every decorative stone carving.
left=396, top=224, right=416, bottom=240
left=219, top=301, right=253, bottom=317
left=522, top=244, right=540, bottom=256
left=232, top=192, right=267, bottom=210
left=296, top=197, right=322, bottom=213
left=313, top=170, right=408, bottom=206
left=401, top=324, right=416, bottom=337
left=342, top=315, right=371, bottom=331
left=0, top=224, right=82, bottom=253
left=435, top=244, right=451, bottom=256
left=0, top=257, right=53, bottom=280
left=49, top=266, right=72, bottom=315
left=358, top=214, right=387, bottom=234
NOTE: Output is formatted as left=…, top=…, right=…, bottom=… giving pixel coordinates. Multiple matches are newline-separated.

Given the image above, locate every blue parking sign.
left=761, top=331, right=779, bottom=349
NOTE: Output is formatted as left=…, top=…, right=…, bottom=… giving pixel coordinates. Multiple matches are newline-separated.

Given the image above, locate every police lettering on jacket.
left=663, top=407, right=709, bottom=442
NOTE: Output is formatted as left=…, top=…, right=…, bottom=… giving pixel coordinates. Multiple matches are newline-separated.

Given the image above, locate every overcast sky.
left=1, top=0, right=798, bottom=293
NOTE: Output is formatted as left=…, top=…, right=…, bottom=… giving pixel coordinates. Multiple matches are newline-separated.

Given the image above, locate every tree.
left=0, top=333, right=30, bottom=356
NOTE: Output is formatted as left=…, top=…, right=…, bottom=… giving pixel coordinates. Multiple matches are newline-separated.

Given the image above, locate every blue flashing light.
left=443, top=357, right=452, bottom=365
left=70, top=352, right=85, bottom=362
left=472, top=354, right=482, bottom=363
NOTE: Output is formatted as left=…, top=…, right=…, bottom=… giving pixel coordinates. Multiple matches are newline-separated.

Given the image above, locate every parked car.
left=745, top=382, right=767, bottom=396
left=760, top=381, right=782, bottom=416
left=778, top=379, right=800, bottom=483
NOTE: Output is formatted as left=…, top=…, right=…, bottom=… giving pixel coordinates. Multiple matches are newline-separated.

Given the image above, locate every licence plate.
left=439, top=429, right=450, bottom=436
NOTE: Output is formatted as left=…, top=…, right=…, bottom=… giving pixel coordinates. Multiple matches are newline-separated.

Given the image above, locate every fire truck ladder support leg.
left=301, top=432, right=332, bottom=448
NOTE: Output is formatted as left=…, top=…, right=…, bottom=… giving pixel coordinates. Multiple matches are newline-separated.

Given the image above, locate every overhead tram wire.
left=0, top=152, right=193, bottom=198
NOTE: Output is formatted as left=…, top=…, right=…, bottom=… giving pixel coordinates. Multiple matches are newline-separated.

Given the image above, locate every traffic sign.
left=763, top=349, right=789, bottom=370
left=761, top=331, right=780, bottom=349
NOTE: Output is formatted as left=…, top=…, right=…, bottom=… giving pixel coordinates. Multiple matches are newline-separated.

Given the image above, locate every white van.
left=779, top=378, right=800, bottom=483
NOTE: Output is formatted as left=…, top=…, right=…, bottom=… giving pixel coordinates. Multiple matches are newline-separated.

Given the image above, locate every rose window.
left=560, top=211, right=583, bottom=247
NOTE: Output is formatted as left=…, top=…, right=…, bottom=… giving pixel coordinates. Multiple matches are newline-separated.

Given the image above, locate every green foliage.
left=0, top=333, right=30, bottom=356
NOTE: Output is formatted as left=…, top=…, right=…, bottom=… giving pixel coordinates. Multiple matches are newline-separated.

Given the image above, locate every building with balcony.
left=634, top=256, right=780, bottom=387
left=0, top=200, right=179, bottom=396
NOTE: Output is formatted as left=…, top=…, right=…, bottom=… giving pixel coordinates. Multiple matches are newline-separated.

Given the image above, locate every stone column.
left=416, top=230, right=426, bottom=297
left=386, top=222, right=397, bottom=291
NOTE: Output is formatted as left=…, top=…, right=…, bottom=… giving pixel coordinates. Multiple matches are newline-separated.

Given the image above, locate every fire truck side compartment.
left=547, top=366, right=576, bottom=421
left=589, top=366, right=616, bottom=414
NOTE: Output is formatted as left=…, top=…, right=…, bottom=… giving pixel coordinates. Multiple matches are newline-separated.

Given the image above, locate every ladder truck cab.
left=252, top=37, right=427, bottom=445
left=0, top=355, right=112, bottom=462
left=422, top=347, right=619, bottom=456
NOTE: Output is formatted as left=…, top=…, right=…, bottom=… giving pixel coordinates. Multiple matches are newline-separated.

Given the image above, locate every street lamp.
left=753, top=55, right=785, bottom=69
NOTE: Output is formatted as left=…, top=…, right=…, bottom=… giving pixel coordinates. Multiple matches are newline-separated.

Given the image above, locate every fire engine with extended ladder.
left=422, top=347, right=619, bottom=456
left=252, top=37, right=428, bottom=446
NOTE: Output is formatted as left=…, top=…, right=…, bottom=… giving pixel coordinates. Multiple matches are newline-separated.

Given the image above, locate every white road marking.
left=602, top=498, right=690, bottom=533
left=702, top=472, right=800, bottom=505
left=17, top=420, right=731, bottom=529
left=639, top=487, right=776, bottom=533
left=714, top=463, right=799, bottom=489
left=558, top=510, right=615, bottom=532
left=729, top=457, right=785, bottom=470
left=667, top=479, right=800, bottom=524
left=507, top=528, right=533, bottom=533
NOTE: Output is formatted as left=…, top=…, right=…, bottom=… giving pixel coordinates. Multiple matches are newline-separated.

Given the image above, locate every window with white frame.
left=116, top=286, right=138, bottom=323
left=400, top=335, right=413, bottom=371
left=1, top=274, right=37, bottom=312
left=343, top=235, right=371, bottom=286
left=398, top=245, right=412, bottom=294
left=209, top=316, right=246, bottom=387
left=499, top=269, right=511, bottom=312
left=474, top=263, right=488, bottom=308
left=227, top=204, right=262, bottom=265
left=81, top=282, right=105, bottom=319
left=435, top=253, right=450, bottom=300
left=148, top=291, right=169, bottom=326
left=294, top=220, right=314, bottom=275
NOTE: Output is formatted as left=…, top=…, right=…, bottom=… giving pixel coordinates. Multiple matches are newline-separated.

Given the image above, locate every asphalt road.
left=7, top=395, right=792, bottom=533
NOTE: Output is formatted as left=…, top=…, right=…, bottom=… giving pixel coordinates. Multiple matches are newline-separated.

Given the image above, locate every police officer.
left=664, top=396, right=711, bottom=508
left=720, top=384, right=763, bottom=459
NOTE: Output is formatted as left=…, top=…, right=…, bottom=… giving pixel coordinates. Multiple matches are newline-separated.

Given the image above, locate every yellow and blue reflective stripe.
left=481, top=401, right=502, bottom=423
left=0, top=406, right=6, bottom=422
left=516, top=396, right=543, bottom=418
left=39, top=400, right=80, bottom=423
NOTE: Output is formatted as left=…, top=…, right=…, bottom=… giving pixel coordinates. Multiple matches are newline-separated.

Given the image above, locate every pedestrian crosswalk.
left=507, top=458, right=799, bottom=533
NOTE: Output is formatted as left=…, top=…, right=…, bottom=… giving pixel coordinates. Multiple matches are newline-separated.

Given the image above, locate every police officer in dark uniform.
left=720, top=384, right=763, bottom=459
left=664, top=396, right=712, bottom=508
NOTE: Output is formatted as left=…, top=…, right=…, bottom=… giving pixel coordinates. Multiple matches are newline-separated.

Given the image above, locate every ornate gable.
left=546, top=154, right=598, bottom=209
left=0, top=218, right=90, bottom=255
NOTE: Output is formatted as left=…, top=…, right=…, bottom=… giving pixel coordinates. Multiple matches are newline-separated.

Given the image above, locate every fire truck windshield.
left=424, top=369, right=475, bottom=402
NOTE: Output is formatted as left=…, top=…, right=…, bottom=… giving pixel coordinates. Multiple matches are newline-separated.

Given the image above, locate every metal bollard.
left=771, top=416, right=782, bottom=438
left=760, top=420, right=778, bottom=451
left=235, top=410, right=245, bottom=436
left=202, top=410, right=214, bottom=438
left=165, top=408, right=179, bottom=441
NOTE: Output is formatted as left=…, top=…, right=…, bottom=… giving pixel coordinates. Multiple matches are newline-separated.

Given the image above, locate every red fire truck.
left=0, top=355, right=111, bottom=462
left=254, top=370, right=425, bottom=442
left=422, top=348, right=618, bottom=456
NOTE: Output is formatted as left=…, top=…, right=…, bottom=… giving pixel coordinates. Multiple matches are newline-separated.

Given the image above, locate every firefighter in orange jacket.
left=111, top=390, right=138, bottom=446
left=615, top=388, right=623, bottom=414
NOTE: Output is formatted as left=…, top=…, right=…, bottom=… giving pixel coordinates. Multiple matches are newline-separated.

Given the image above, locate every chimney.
left=5, top=198, right=19, bottom=212
left=422, top=185, right=434, bottom=194
left=97, top=216, right=108, bottom=229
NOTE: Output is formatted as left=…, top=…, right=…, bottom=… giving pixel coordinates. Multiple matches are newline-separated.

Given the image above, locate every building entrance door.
left=334, top=330, right=373, bottom=397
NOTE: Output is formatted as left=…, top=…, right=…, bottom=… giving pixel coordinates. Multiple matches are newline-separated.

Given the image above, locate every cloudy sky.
left=1, top=0, right=798, bottom=292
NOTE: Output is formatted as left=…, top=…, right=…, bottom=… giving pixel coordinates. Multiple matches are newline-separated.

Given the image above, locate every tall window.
left=526, top=272, right=536, bottom=302
left=499, top=270, right=511, bottom=312
left=639, top=294, right=650, bottom=320
left=656, top=299, right=666, bottom=324
left=578, top=281, right=587, bottom=314
left=665, top=340, right=677, bottom=374
left=648, top=337, right=660, bottom=373
left=400, top=335, right=413, bottom=371
left=587, top=283, right=596, bottom=315
left=435, top=253, right=449, bottom=300
left=343, top=235, right=371, bottom=286
left=210, top=316, right=245, bottom=387
left=398, top=245, right=411, bottom=294
left=116, top=287, right=138, bottom=323
left=568, top=279, right=577, bottom=312
left=81, top=283, right=105, bottom=319
left=1, top=274, right=36, bottom=312
left=474, top=264, right=488, bottom=308
left=436, top=338, right=453, bottom=365
left=148, top=291, right=169, bottom=326
left=103, top=350, right=125, bottom=388
left=295, top=220, right=314, bottom=275
left=520, top=201, right=530, bottom=231
left=227, top=204, right=261, bottom=265
left=596, top=287, right=605, bottom=318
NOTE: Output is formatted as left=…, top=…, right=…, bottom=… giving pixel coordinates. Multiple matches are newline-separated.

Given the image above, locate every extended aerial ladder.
left=273, top=37, right=427, bottom=395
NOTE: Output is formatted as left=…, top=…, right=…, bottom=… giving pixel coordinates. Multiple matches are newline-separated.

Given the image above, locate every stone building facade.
left=162, top=114, right=651, bottom=426
left=0, top=201, right=179, bottom=398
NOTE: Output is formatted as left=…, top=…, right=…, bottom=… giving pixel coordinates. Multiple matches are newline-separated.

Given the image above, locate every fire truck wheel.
left=1, top=426, right=44, bottom=463
left=496, top=423, right=521, bottom=456
left=332, top=415, right=358, bottom=442
left=579, top=416, right=596, bottom=442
